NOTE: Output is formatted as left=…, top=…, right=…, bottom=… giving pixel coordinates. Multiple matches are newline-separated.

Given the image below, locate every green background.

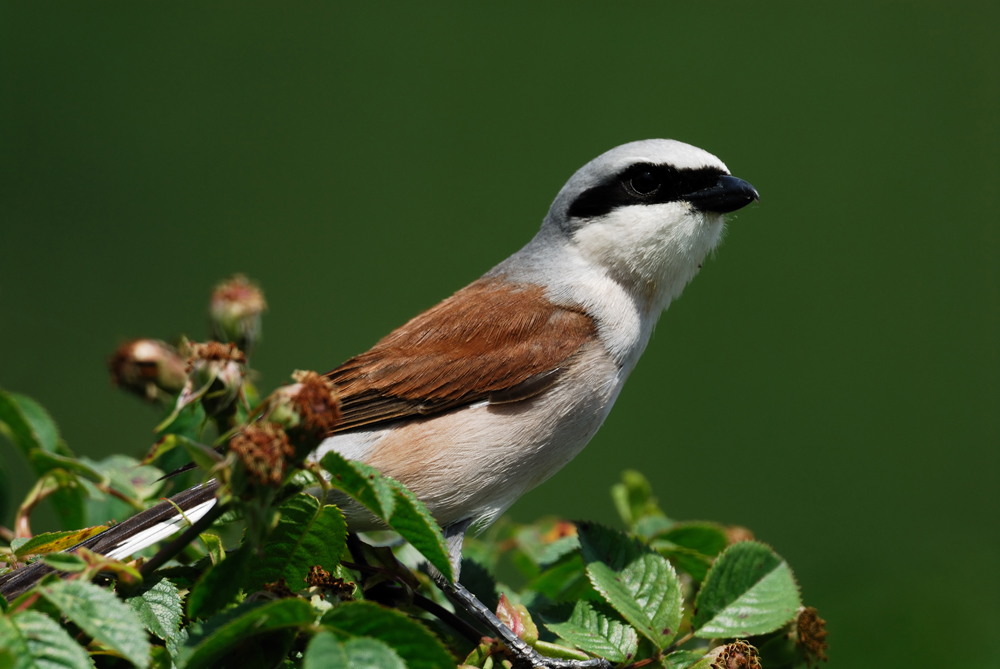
left=2, top=3, right=997, bottom=666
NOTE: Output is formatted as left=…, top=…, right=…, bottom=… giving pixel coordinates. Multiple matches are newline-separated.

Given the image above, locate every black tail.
left=0, top=482, right=219, bottom=601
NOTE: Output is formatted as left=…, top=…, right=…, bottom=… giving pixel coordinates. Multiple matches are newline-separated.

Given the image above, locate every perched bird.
left=0, top=139, right=757, bottom=667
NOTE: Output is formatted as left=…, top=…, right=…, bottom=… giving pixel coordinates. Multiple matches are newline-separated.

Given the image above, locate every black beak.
left=685, top=175, right=759, bottom=214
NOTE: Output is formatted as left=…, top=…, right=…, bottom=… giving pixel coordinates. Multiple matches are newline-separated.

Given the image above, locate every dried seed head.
left=229, top=422, right=294, bottom=486
left=710, top=640, right=761, bottom=669
left=262, top=371, right=341, bottom=453
left=305, top=566, right=353, bottom=597
left=108, top=339, right=188, bottom=402
left=796, top=606, right=830, bottom=665
left=263, top=578, right=297, bottom=599
left=182, top=341, right=246, bottom=417
left=210, top=274, right=266, bottom=356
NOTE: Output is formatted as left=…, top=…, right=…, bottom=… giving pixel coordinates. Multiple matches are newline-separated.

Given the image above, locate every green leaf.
left=663, top=523, right=729, bottom=558
left=320, top=601, right=454, bottom=669
left=37, top=580, right=150, bottom=669
left=692, top=541, right=801, bottom=638
left=41, top=553, right=88, bottom=573
left=179, top=439, right=223, bottom=473
left=610, top=470, right=665, bottom=528
left=302, top=630, right=348, bottom=669
left=525, top=553, right=595, bottom=603
left=126, top=577, right=183, bottom=642
left=341, top=638, right=406, bottom=669
left=666, top=649, right=710, bottom=669
left=544, top=600, right=639, bottom=663
left=0, top=391, right=61, bottom=459
left=178, top=599, right=315, bottom=669
left=385, top=481, right=453, bottom=582
left=187, top=543, right=252, bottom=620
left=0, top=614, right=33, bottom=669
left=14, top=527, right=108, bottom=558
left=320, top=452, right=395, bottom=519
left=578, top=523, right=683, bottom=650
left=12, top=611, right=95, bottom=669
left=243, top=493, right=348, bottom=594
left=655, top=544, right=713, bottom=582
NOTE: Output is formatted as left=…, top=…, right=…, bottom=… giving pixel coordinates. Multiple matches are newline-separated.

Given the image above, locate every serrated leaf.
left=42, top=553, right=88, bottom=572
left=187, top=543, right=252, bottom=620
left=37, top=580, right=150, bottom=669
left=667, top=649, right=710, bottom=669
left=663, top=523, right=729, bottom=558
left=14, top=527, right=108, bottom=558
left=578, top=523, right=682, bottom=650
left=126, top=577, right=182, bottom=641
left=0, top=391, right=61, bottom=458
left=12, top=611, right=95, bottom=669
left=544, top=599, right=639, bottom=663
left=342, top=638, right=406, bottom=669
left=178, top=598, right=315, bottom=669
left=385, top=481, right=453, bottom=582
left=243, top=493, right=348, bottom=594
left=0, top=614, right=34, bottom=669
left=320, top=452, right=395, bottom=519
left=320, top=600, right=454, bottom=669
left=693, top=541, right=801, bottom=638
left=302, top=630, right=348, bottom=669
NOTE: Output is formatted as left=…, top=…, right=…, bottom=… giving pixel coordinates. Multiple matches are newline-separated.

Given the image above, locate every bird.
left=0, top=139, right=757, bottom=667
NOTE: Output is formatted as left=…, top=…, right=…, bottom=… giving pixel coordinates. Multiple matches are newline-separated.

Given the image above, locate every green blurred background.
left=1, top=2, right=997, bottom=666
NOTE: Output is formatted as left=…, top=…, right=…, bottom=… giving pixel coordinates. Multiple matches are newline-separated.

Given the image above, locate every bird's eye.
left=628, top=171, right=660, bottom=196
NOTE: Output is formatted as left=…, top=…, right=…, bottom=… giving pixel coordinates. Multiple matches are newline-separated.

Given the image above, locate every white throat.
left=571, top=202, right=726, bottom=314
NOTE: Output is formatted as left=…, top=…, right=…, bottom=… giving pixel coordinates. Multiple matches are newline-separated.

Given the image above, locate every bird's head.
left=544, top=139, right=758, bottom=311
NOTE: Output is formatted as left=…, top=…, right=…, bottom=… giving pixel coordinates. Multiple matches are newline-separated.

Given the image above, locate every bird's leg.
left=434, top=520, right=611, bottom=669
left=431, top=574, right=611, bottom=669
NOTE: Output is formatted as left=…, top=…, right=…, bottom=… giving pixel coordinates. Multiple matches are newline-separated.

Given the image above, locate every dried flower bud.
left=108, top=339, right=187, bottom=402
left=726, top=526, right=755, bottom=544
left=183, top=341, right=246, bottom=418
left=796, top=606, right=829, bottom=665
left=262, top=370, right=341, bottom=455
left=209, top=274, right=266, bottom=356
left=710, top=640, right=761, bottom=669
left=229, top=422, right=294, bottom=486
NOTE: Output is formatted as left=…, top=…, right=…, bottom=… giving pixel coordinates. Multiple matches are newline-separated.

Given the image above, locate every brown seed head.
left=108, top=339, right=188, bottom=401
left=796, top=606, right=830, bottom=665
left=263, top=578, right=297, bottom=599
left=229, top=422, right=294, bottom=486
left=305, top=566, right=354, bottom=597
left=711, top=640, right=761, bottom=669
left=289, top=370, right=341, bottom=434
left=186, top=341, right=247, bottom=372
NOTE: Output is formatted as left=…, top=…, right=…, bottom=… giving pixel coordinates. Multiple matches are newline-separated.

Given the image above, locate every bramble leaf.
left=692, top=541, right=801, bottom=638
left=578, top=523, right=682, bottom=650
left=41, top=553, right=88, bottom=572
left=302, top=630, right=349, bottom=669
left=126, top=577, right=183, bottom=641
left=13, top=527, right=108, bottom=558
left=321, top=600, right=454, bottom=669
left=10, top=610, right=95, bottom=669
left=243, top=493, right=348, bottom=593
left=178, top=599, right=315, bottom=669
left=320, top=452, right=396, bottom=519
left=544, top=599, right=639, bottom=663
left=37, top=580, right=150, bottom=669
left=187, top=543, right=252, bottom=620
left=385, top=481, right=453, bottom=583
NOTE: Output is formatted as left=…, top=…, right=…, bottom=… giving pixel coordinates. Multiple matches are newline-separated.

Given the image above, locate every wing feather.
left=325, top=278, right=595, bottom=432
